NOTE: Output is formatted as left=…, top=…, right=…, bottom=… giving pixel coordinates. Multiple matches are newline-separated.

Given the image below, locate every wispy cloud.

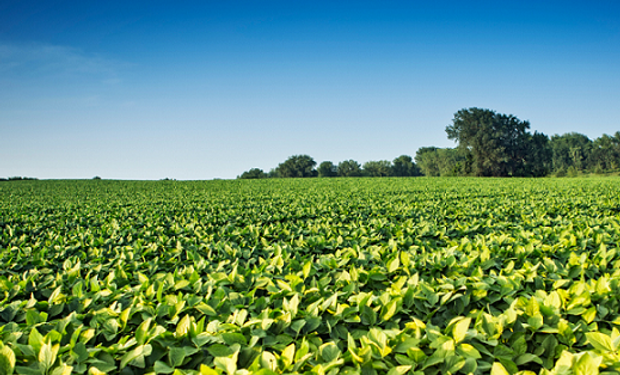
left=0, top=42, right=127, bottom=82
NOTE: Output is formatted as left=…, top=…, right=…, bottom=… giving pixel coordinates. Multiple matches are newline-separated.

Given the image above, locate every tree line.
left=238, top=155, right=421, bottom=179
left=239, top=107, right=620, bottom=179
left=417, top=108, right=620, bottom=177
left=0, top=176, right=39, bottom=182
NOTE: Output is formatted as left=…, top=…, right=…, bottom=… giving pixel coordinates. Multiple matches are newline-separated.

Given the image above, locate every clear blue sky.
left=1, top=0, right=619, bottom=179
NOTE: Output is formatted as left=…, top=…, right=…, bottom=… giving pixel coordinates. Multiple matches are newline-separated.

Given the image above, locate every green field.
left=1, top=178, right=620, bottom=375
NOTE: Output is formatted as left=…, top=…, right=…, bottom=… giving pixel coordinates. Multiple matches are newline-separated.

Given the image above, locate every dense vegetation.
left=2, top=178, right=620, bottom=375
left=238, top=108, right=620, bottom=179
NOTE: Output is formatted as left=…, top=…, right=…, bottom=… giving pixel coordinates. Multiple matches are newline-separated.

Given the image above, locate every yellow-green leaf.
left=452, top=318, right=471, bottom=343
left=490, top=362, right=510, bottom=375
left=0, top=344, right=16, bottom=375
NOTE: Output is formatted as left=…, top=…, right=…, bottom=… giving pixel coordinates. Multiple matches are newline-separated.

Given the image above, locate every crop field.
left=1, top=177, right=620, bottom=375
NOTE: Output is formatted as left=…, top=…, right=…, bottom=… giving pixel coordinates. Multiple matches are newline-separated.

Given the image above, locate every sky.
left=1, top=0, right=619, bottom=180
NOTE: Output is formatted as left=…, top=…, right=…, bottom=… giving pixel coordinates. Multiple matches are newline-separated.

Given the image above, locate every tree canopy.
left=392, top=155, right=421, bottom=177
left=237, top=108, right=619, bottom=179
left=317, top=161, right=338, bottom=177
left=238, top=168, right=267, bottom=179
left=275, top=155, right=318, bottom=178
left=337, top=160, right=363, bottom=177
left=446, top=107, right=531, bottom=176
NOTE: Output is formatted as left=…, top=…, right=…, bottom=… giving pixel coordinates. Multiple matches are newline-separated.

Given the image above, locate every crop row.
left=1, top=178, right=620, bottom=375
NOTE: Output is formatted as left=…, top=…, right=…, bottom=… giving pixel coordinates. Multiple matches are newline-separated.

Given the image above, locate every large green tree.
left=590, top=132, right=620, bottom=172
left=238, top=168, right=267, bottom=179
left=415, top=147, right=471, bottom=176
left=337, top=160, right=362, bottom=177
left=363, top=160, right=393, bottom=177
left=521, top=132, right=552, bottom=177
left=317, top=161, right=338, bottom=177
left=446, top=108, right=531, bottom=176
left=549, top=132, right=593, bottom=173
left=276, top=155, right=318, bottom=178
left=391, top=155, right=420, bottom=177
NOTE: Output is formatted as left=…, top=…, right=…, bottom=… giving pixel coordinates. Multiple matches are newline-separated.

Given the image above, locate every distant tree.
left=588, top=132, right=620, bottom=172
left=391, top=155, right=420, bottom=176
left=549, top=132, right=593, bottom=172
left=317, top=161, right=338, bottom=177
left=415, top=148, right=441, bottom=176
left=238, top=168, right=268, bottom=179
left=446, top=108, right=531, bottom=176
left=276, top=155, right=318, bottom=178
left=363, top=160, right=393, bottom=177
left=521, top=132, right=552, bottom=177
left=337, top=160, right=362, bottom=177
left=415, top=147, right=470, bottom=176
left=267, top=168, right=280, bottom=178
left=7, top=176, right=38, bottom=181
left=93, top=176, right=102, bottom=180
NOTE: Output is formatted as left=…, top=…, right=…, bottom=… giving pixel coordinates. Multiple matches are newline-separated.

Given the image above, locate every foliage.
left=0, top=177, right=39, bottom=182
left=521, top=132, right=552, bottom=177
left=337, top=160, right=363, bottom=177
left=275, top=155, right=317, bottom=178
left=3, top=178, right=620, bottom=375
left=363, top=161, right=393, bottom=177
left=238, top=169, right=268, bottom=180
left=415, top=148, right=471, bottom=177
left=549, top=133, right=593, bottom=173
left=391, top=156, right=420, bottom=177
left=446, top=108, right=531, bottom=176
left=317, top=162, right=338, bottom=178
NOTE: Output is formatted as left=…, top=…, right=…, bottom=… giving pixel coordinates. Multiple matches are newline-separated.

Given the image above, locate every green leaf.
left=25, top=311, right=42, bottom=326
left=49, top=364, right=72, bottom=375
left=460, top=358, right=477, bottom=374
left=386, top=365, right=411, bottom=375
left=195, top=303, right=217, bottom=317
left=260, top=351, right=277, bottom=371
left=28, top=329, right=44, bottom=356
left=387, top=256, right=400, bottom=273
left=381, top=298, right=400, bottom=322
left=15, top=366, right=43, bottom=375
left=280, top=344, right=295, bottom=369
left=176, top=315, right=191, bottom=338
left=586, top=332, right=614, bottom=352
left=70, top=342, right=88, bottom=363
left=135, top=318, right=152, bottom=345
left=490, top=362, right=510, bottom=375
left=283, top=295, right=300, bottom=317
left=38, top=342, right=59, bottom=372
left=319, top=343, right=341, bottom=363
left=361, top=305, right=377, bottom=326
left=0, top=344, right=16, bottom=375
left=214, top=352, right=238, bottom=375
left=574, top=352, right=602, bottom=375
left=457, top=343, right=481, bottom=359
left=120, top=344, right=152, bottom=369
left=452, top=318, right=471, bottom=343
left=514, top=354, right=542, bottom=366
left=154, top=361, right=175, bottom=374
left=88, top=359, right=117, bottom=373
left=199, top=364, right=218, bottom=375
left=221, top=333, right=247, bottom=346
left=207, top=345, right=234, bottom=358
left=527, top=315, right=543, bottom=331
left=552, top=351, right=574, bottom=374
left=169, top=347, right=187, bottom=367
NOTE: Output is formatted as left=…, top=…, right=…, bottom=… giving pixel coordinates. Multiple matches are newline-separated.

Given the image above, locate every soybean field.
left=1, top=177, right=620, bottom=375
